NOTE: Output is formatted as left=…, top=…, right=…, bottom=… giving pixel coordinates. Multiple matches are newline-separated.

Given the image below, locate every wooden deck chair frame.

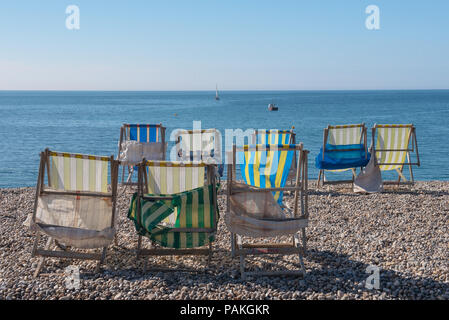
left=250, top=127, right=297, bottom=184
left=317, top=123, right=368, bottom=188
left=371, top=124, right=420, bottom=187
left=227, top=143, right=309, bottom=279
left=117, top=123, right=166, bottom=186
left=31, top=149, right=119, bottom=277
left=135, top=160, right=219, bottom=271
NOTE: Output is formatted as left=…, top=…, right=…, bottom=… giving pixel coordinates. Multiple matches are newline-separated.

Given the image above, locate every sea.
left=1, top=90, right=448, bottom=188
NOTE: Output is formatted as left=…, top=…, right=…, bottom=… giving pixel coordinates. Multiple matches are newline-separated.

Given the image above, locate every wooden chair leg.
left=231, top=233, right=236, bottom=258
left=33, top=237, right=53, bottom=278
left=207, top=242, right=212, bottom=267
left=95, top=247, right=107, bottom=273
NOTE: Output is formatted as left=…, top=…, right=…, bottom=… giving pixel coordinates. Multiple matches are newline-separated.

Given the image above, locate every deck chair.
left=316, top=124, right=370, bottom=187
left=128, top=160, right=219, bottom=271
left=226, top=143, right=309, bottom=279
left=29, top=149, right=119, bottom=277
left=371, top=124, right=420, bottom=186
left=117, top=123, right=166, bottom=185
left=251, top=128, right=297, bottom=184
left=174, top=128, right=223, bottom=176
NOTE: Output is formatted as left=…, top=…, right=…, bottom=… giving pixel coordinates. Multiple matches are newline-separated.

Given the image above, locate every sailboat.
left=215, top=84, right=220, bottom=100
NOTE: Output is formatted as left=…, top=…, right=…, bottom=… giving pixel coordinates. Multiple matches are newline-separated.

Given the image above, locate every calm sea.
left=0, top=90, right=448, bottom=188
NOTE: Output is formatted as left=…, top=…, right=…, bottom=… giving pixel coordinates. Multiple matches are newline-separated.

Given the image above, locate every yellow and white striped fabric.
left=254, top=130, right=293, bottom=145
left=49, top=151, right=109, bottom=193
left=375, top=125, right=412, bottom=171
left=146, top=161, right=205, bottom=195
left=328, top=124, right=363, bottom=145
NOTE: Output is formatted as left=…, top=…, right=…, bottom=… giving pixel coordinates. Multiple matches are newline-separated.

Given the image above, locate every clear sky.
left=1, top=0, right=448, bottom=90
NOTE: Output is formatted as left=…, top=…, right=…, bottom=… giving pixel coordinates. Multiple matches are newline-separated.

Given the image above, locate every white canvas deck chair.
left=128, top=160, right=219, bottom=271
left=226, top=143, right=309, bottom=279
left=174, top=128, right=223, bottom=176
left=371, top=124, right=420, bottom=187
left=30, top=149, right=119, bottom=277
left=251, top=128, right=297, bottom=184
left=117, top=123, right=166, bottom=185
left=316, top=124, right=369, bottom=187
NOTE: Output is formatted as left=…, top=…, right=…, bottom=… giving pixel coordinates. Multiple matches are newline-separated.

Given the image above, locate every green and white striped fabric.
left=128, top=184, right=217, bottom=249
left=49, top=151, right=109, bottom=193
left=375, top=125, right=412, bottom=171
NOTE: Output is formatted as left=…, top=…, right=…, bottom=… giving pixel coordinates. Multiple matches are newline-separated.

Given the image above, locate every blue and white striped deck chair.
left=238, top=144, right=295, bottom=205
left=251, top=128, right=297, bottom=184
left=316, top=123, right=369, bottom=187
left=118, top=123, right=166, bottom=185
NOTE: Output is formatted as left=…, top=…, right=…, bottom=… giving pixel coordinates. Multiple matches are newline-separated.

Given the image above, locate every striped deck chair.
left=372, top=124, right=420, bottom=186
left=128, top=161, right=219, bottom=270
left=316, top=124, right=370, bottom=187
left=118, top=123, right=166, bottom=185
left=251, top=128, right=297, bottom=184
left=226, top=144, right=309, bottom=279
left=29, top=149, right=119, bottom=277
left=174, top=128, right=223, bottom=176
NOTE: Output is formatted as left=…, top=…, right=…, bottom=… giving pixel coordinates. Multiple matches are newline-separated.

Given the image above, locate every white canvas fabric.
left=30, top=193, right=115, bottom=248
left=225, top=182, right=308, bottom=237
left=353, top=155, right=383, bottom=193
left=119, top=140, right=165, bottom=165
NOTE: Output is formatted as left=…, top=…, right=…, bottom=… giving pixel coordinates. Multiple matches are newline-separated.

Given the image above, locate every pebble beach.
left=0, top=181, right=448, bottom=300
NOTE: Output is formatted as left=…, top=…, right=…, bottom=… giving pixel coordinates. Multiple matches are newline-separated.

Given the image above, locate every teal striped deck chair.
left=317, top=123, right=369, bottom=187
left=372, top=124, right=420, bottom=187
left=238, top=144, right=296, bottom=205
left=128, top=160, right=219, bottom=270
left=118, top=123, right=166, bottom=185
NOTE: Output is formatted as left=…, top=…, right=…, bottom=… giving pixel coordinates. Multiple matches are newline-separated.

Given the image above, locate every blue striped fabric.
left=238, top=144, right=294, bottom=205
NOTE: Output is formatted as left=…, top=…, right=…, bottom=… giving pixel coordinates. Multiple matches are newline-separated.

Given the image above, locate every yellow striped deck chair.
left=372, top=124, right=420, bottom=186
left=128, top=160, right=219, bottom=270
left=226, top=143, right=310, bottom=279
left=317, top=123, right=369, bottom=187
left=29, top=149, right=119, bottom=277
left=118, top=123, right=166, bottom=185
left=251, top=128, right=297, bottom=183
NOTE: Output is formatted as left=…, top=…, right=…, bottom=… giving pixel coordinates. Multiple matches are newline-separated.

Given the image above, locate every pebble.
left=0, top=181, right=448, bottom=300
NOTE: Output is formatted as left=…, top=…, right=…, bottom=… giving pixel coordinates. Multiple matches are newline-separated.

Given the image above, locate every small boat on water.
left=268, top=103, right=278, bottom=111
left=215, top=84, right=220, bottom=100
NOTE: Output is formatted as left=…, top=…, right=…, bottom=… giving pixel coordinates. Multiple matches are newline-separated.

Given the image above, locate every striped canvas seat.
left=372, top=124, right=420, bottom=185
left=252, top=129, right=295, bottom=145
left=125, top=124, right=163, bottom=143
left=238, top=144, right=295, bottom=205
left=129, top=161, right=218, bottom=250
left=118, top=123, right=166, bottom=184
left=374, top=124, right=412, bottom=171
left=49, top=151, right=109, bottom=193
left=175, top=129, right=222, bottom=163
left=128, top=184, right=216, bottom=248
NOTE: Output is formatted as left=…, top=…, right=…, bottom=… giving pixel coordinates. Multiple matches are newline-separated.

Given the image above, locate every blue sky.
left=0, top=0, right=448, bottom=90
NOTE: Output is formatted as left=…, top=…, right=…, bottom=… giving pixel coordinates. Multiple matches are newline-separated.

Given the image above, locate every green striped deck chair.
left=129, top=160, right=219, bottom=269
left=226, top=143, right=310, bottom=279
left=30, top=149, right=119, bottom=277
left=372, top=124, right=420, bottom=186
left=317, top=123, right=369, bottom=187
left=118, top=123, right=166, bottom=185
